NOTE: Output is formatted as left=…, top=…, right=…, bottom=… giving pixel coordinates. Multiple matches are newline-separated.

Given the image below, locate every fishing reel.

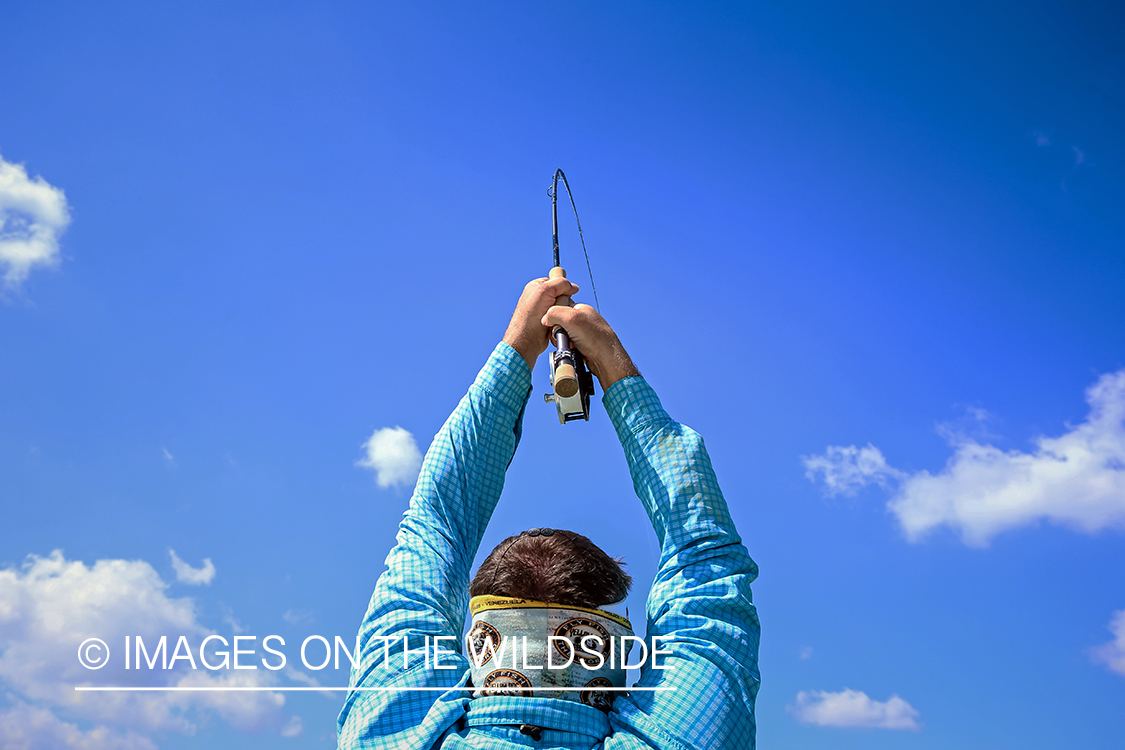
left=543, top=170, right=598, bottom=424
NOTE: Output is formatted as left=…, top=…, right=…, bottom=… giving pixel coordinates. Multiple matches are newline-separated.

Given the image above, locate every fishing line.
left=548, top=169, right=600, bottom=312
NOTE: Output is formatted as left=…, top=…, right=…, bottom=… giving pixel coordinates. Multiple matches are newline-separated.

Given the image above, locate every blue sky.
left=2, top=1, right=1124, bottom=747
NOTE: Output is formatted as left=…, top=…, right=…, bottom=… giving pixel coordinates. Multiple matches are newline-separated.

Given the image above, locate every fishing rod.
left=543, top=169, right=598, bottom=424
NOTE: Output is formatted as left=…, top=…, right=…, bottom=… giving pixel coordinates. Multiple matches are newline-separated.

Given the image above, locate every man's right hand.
left=541, top=303, right=639, bottom=392
left=502, top=276, right=581, bottom=372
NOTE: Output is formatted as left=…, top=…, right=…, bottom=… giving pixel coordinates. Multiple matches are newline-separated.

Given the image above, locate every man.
left=338, top=276, right=760, bottom=748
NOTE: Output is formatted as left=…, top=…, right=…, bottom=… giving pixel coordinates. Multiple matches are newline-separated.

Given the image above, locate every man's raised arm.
left=339, top=277, right=579, bottom=745
left=542, top=303, right=761, bottom=750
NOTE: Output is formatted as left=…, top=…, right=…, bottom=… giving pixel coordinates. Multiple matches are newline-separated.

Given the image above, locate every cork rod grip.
left=549, top=266, right=572, bottom=306
left=548, top=266, right=579, bottom=399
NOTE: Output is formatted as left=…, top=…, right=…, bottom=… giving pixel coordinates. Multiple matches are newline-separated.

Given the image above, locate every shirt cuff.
left=473, top=341, right=534, bottom=414
left=602, top=375, right=670, bottom=441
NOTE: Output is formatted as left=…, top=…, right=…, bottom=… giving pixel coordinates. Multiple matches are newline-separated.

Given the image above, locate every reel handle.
left=548, top=266, right=580, bottom=399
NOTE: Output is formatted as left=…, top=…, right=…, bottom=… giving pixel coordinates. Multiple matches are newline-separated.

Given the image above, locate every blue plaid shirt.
left=339, top=342, right=760, bottom=749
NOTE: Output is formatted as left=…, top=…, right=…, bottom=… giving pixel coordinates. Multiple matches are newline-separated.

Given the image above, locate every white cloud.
left=0, top=154, right=71, bottom=291
left=282, top=666, right=338, bottom=700
left=802, top=443, right=904, bottom=497
left=805, top=370, right=1125, bottom=546
left=0, top=550, right=298, bottom=745
left=357, top=426, right=423, bottom=489
left=220, top=605, right=246, bottom=634
left=160, top=447, right=174, bottom=467
left=167, top=550, right=215, bottom=587
left=280, top=715, right=303, bottom=738
left=799, top=646, right=813, bottom=660
left=281, top=609, right=313, bottom=626
left=168, top=669, right=287, bottom=733
left=1092, top=609, right=1125, bottom=677
left=0, top=700, right=157, bottom=750
left=788, top=688, right=921, bottom=731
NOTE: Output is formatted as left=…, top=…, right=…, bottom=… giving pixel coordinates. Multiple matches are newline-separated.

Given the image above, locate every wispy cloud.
left=281, top=715, right=303, bottom=738
left=169, top=549, right=216, bottom=586
left=0, top=700, right=157, bottom=750
left=282, top=608, right=314, bottom=626
left=161, top=446, right=175, bottom=467
left=221, top=604, right=247, bottom=634
left=788, top=688, right=921, bottom=731
left=1092, top=609, right=1125, bottom=677
left=804, top=369, right=1125, bottom=546
left=283, top=665, right=337, bottom=699
left=802, top=444, right=905, bottom=497
left=357, top=426, right=423, bottom=489
left=0, top=153, right=71, bottom=291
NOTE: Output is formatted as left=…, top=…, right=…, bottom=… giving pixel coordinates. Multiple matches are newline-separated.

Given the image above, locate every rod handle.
left=549, top=266, right=572, bottom=307
left=548, top=266, right=579, bottom=398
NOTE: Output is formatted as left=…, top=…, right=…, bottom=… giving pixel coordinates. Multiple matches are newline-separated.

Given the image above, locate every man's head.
left=470, top=528, right=631, bottom=609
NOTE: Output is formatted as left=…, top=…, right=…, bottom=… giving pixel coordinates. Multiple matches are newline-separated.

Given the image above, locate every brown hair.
left=470, top=528, right=632, bottom=609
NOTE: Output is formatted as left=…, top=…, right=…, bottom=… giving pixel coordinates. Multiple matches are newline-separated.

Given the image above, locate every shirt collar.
left=463, top=696, right=612, bottom=741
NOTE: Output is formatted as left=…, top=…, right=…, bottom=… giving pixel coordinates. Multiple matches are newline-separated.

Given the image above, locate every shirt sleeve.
left=337, top=342, right=533, bottom=748
left=602, top=377, right=761, bottom=750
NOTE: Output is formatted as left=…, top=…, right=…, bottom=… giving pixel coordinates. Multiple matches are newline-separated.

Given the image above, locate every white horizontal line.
left=74, top=686, right=675, bottom=692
